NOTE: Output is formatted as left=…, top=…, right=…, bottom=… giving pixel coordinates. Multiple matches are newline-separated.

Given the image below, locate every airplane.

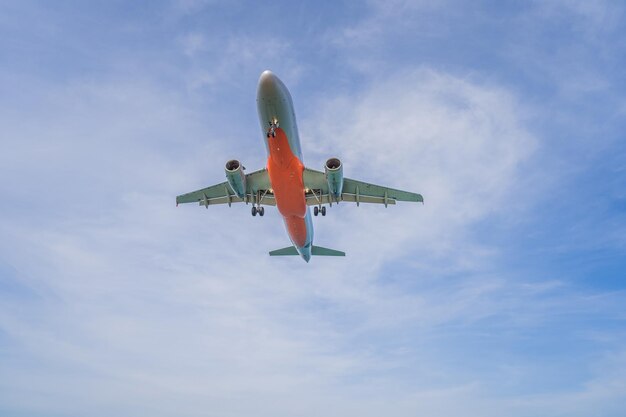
left=176, top=70, right=423, bottom=262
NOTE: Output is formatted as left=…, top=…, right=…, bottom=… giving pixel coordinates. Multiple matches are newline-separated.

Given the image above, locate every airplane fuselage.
left=257, top=71, right=314, bottom=262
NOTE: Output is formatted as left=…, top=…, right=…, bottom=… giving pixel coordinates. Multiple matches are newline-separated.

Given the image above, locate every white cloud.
left=303, top=68, right=536, bottom=269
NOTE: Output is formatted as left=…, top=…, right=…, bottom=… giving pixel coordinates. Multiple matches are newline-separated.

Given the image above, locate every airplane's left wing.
left=302, top=168, right=423, bottom=207
left=176, top=168, right=275, bottom=207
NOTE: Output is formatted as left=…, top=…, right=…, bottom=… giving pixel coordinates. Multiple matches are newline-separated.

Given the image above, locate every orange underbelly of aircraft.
left=267, top=128, right=307, bottom=247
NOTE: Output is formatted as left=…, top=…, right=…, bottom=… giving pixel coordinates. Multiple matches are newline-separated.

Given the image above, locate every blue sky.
left=1, top=1, right=626, bottom=416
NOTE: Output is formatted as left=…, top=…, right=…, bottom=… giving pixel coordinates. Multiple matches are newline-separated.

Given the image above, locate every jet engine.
left=325, top=157, right=343, bottom=199
left=225, top=159, right=246, bottom=198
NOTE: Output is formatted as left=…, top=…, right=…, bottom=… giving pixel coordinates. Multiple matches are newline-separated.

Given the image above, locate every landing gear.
left=311, top=188, right=327, bottom=217
left=251, top=190, right=268, bottom=217
left=313, top=206, right=327, bottom=216
left=266, top=118, right=279, bottom=138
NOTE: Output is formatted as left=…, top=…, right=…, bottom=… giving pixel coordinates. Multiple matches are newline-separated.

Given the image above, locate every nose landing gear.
left=266, top=118, right=279, bottom=138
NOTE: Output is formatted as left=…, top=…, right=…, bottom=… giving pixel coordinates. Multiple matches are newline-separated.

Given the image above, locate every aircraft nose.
left=260, top=69, right=275, bottom=82
left=257, top=70, right=281, bottom=99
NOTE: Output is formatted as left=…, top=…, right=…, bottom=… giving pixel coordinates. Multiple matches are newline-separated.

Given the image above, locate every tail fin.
left=268, top=245, right=346, bottom=257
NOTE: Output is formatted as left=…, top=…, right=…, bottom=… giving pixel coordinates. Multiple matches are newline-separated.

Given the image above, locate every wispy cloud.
left=304, top=68, right=536, bottom=267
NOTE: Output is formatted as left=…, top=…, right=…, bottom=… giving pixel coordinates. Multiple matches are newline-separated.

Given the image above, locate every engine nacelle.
left=325, top=157, right=343, bottom=199
left=225, top=159, right=246, bottom=198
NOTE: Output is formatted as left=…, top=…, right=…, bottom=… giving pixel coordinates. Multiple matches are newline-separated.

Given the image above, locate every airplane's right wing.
left=302, top=168, right=423, bottom=207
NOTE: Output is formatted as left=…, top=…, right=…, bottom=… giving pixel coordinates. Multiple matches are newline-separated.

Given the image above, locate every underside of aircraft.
left=177, top=71, right=423, bottom=262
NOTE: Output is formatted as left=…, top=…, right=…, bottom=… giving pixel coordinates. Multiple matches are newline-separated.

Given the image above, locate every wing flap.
left=305, top=194, right=396, bottom=205
left=342, top=178, right=423, bottom=203
left=176, top=182, right=230, bottom=205
left=195, top=195, right=277, bottom=207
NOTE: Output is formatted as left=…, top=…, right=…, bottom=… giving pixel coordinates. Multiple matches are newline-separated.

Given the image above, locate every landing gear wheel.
left=314, top=206, right=319, bottom=216
left=321, top=206, right=326, bottom=216
left=251, top=206, right=257, bottom=216
left=259, top=207, right=265, bottom=216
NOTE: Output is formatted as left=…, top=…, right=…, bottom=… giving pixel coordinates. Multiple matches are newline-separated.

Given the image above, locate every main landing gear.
left=313, top=206, right=326, bottom=216
left=251, top=189, right=268, bottom=217
left=309, top=188, right=326, bottom=217
left=266, top=118, right=279, bottom=138
left=251, top=206, right=265, bottom=216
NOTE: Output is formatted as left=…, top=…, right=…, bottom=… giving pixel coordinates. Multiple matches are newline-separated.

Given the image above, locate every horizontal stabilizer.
left=269, top=246, right=299, bottom=256
left=312, top=246, right=345, bottom=256
left=269, top=245, right=346, bottom=256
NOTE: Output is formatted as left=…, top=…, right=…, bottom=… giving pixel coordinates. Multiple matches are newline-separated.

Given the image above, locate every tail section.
left=269, top=245, right=345, bottom=257
left=311, top=246, right=345, bottom=256
left=269, top=246, right=299, bottom=256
